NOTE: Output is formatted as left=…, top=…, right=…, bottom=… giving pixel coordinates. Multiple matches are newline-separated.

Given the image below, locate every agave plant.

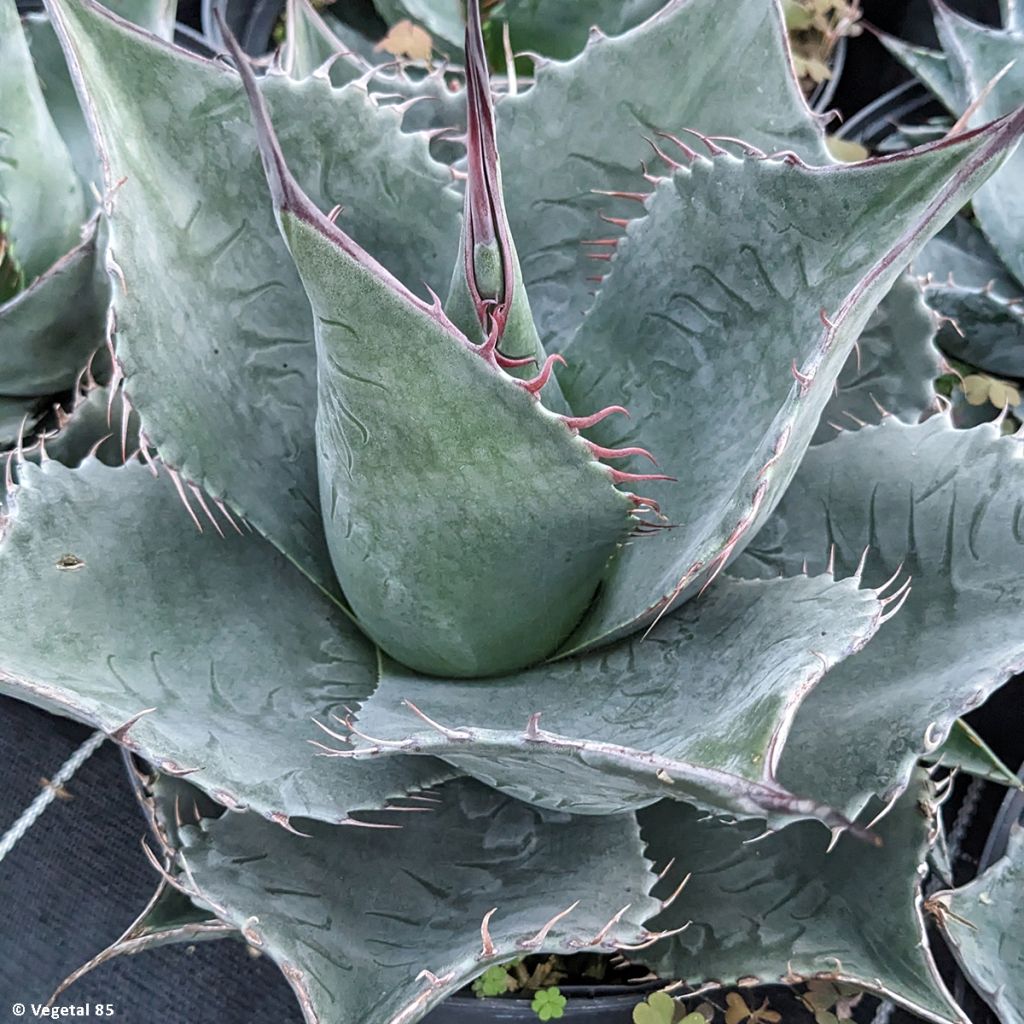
left=0, top=0, right=190, bottom=448
left=880, top=0, right=1024, bottom=400
left=3, top=0, right=1024, bottom=1020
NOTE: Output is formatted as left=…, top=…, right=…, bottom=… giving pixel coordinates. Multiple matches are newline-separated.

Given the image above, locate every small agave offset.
left=2, top=0, right=1024, bottom=1021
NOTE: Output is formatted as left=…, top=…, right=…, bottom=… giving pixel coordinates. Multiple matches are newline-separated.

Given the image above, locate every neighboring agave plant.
left=3, top=0, right=1024, bottom=1021
left=0, top=0, right=190, bottom=448
left=880, top=0, right=1024, bottom=399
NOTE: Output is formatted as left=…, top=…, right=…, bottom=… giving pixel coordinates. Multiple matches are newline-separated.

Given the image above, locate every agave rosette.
left=2, top=0, right=1024, bottom=1021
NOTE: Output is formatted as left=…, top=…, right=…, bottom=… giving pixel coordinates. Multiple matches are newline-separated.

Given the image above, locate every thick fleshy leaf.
left=876, top=33, right=963, bottom=114
left=490, top=0, right=666, bottom=62
left=24, top=380, right=140, bottom=468
left=104, top=0, right=177, bottom=38
left=924, top=718, right=1024, bottom=789
left=914, top=212, right=1020, bottom=294
left=925, top=279, right=1024, bottom=378
left=558, top=118, right=1024, bottom=653
left=814, top=272, right=942, bottom=444
left=383, top=69, right=467, bottom=150
left=641, top=775, right=964, bottom=1024
left=46, top=0, right=461, bottom=595
left=321, top=8, right=383, bottom=62
left=0, top=218, right=104, bottom=399
left=282, top=1, right=466, bottom=158
left=737, top=416, right=1024, bottom=820
left=914, top=218, right=1024, bottom=378
left=347, top=573, right=884, bottom=829
left=0, top=0, right=84, bottom=285
left=231, top=33, right=633, bottom=677
left=290, top=4, right=466, bottom=153
left=934, top=825, right=1024, bottom=1024
left=23, top=13, right=99, bottom=188
left=1006, top=0, right=1024, bottom=31
left=48, top=881, right=233, bottom=1004
left=282, top=0, right=363, bottom=82
left=930, top=2, right=1024, bottom=288
left=172, top=777, right=660, bottom=1024
left=0, top=458, right=447, bottom=824
left=26, top=3, right=180, bottom=193
left=497, top=0, right=830, bottom=351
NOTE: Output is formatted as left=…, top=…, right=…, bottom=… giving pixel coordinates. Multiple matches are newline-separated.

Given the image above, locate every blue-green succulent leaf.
left=103, top=0, right=177, bottom=38
left=23, top=13, right=99, bottom=188
left=915, top=217, right=1021, bottom=294
left=737, top=416, right=1024, bottom=821
left=934, top=825, right=1024, bottom=1024
left=926, top=279, right=1024, bottom=379
left=0, top=397, right=41, bottom=448
left=497, top=0, right=831, bottom=351
left=282, top=0, right=364, bottom=82
left=915, top=219, right=1024, bottom=379
left=641, top=774, right=965, bottom=1024
left=229, top=26, right=634, bottom=678
left=0, top=458, right=447, bottom=824
left=44, top=0, right=461, bottom=596
left=0, top=218, right=104, bottom=409
left=876, top=33, right=964, bottom=113
left=929, top=2, right=1024, bottom=288
left=559, top=117, right=1024, bottom=654
left=0, top=0, right=85, bottom=285
left=442, top=0, right=564, bottom=404
left=489, top=0, right=667, bottom=62
left=815, top=272, right=942, bottom=444
left=172, top=777, right=660, bottom=1024
left=47, top=880, right=232, bottom=1005
left=349, top=573, right=884, bottom=829
left=924, top=718, right=1024, bottom=789
left=22, top=379, right=140, bottom=468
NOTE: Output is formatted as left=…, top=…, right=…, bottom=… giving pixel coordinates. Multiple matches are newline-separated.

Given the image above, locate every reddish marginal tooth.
left=678, top=127, right=726, bottom=156
left=608, top=468, right=676, bottom=484
left=495, top=352, right=537, bottom=369
left=588, top=253, right=614, bottom=262
left=478, top=317, right=503, bottom=358
left=642, top=136, right=684, bottom=170
left=791, top=359, right=814, bottom=389
left=627, top=494, right=661, bottom=514
left=599, top=214, right=630, bottom=228
left=521, top=354, right=567, bottom=394
left=592, top=189, right=649, bottom=203
left=768, top=149, right=808, bottom=167
left=586, top=441, right=659, bottom=466
left=708, top=134, right=766, bottom=158
left=561, top=405, right=630, bottom=431
left=656, top=131, right=700, bottom=162
left=581, top=239, right=620, bottom=247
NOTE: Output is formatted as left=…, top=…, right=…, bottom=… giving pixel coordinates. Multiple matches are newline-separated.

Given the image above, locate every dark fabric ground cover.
left=0, top=696, right=301, bottom=1023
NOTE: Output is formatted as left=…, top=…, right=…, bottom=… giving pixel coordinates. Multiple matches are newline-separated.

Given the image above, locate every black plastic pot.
left=834, top=78, right=944, bottom=149
left=808, top=34, right=848, bottom=114
left=424, top=984, right=660, bottom=1024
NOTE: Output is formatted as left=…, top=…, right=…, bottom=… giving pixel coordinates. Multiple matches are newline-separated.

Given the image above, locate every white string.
left=0, top=730, right=106, bottom=864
